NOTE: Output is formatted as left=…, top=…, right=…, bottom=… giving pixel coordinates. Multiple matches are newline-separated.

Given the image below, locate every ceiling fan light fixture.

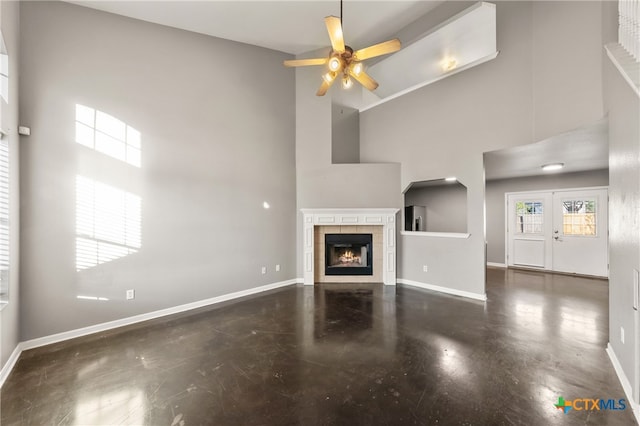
left=342, top=74, right=353, bottom=89
left=350, top=61, right=363, bottom=76
left=323, top=71, right=337, bottom=83
left=328, top=56, right=342, bottom=72
left=283, top=0, right=401, bottom=96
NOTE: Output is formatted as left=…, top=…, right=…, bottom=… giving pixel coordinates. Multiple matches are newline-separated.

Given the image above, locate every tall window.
left=0, top=30, right=9, bottom=304
left=0, top=133, right=8, bottom=303
left=76, top=176, right=141, bottom=271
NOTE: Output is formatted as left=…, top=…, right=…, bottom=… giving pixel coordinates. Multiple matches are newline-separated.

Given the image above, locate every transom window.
left=562, top=199, right=596, bottom=236
left=515, top=201, right=543, bottom=234
left=0, top=37, right=8, bottom=104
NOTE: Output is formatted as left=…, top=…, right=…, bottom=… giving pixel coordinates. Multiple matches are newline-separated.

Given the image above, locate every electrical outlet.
left=276, top=264, right=280, bottom=272
left=423, top=265, right=428, bottom=272
left=621, top=326, right=625, bottom=344
left=126, top=289, right=135, bottom=300
left=261, top=266, right=267, bottom=274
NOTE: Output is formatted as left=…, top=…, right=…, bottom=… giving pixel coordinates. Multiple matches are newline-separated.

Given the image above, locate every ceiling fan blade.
left=349, top=70, right=379, bottom=92
left=325, top=16, right=345, bottom=54
left=283, top=58, right=328, bottom=67
left=354, top=39, right=401, bottom=61
left=316, top=78, right=335, bottom=96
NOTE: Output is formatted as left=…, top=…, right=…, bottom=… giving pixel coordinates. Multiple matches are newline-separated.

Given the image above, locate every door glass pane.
left=515, top=201, right=543, bottom=234
left=562, top=199, right=596, bottom=236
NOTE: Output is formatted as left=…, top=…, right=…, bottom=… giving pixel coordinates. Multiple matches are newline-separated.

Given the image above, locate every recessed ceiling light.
left=541, top=163, right=564, bottom=171
left=445, top=177, right=457, bottom=182
left=263, top=201, right=270, bottom=209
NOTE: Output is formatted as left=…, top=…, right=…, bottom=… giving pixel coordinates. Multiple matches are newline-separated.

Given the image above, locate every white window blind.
left=0, top=135, right=9, bottom=302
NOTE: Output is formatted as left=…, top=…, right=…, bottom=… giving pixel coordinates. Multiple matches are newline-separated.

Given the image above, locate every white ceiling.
left=66, top=1, right=445, bottom=55
left=484, top=120, right=609, bottom=181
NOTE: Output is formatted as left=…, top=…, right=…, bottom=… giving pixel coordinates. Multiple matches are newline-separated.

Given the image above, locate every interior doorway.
left=506, top=187, right=608, bottom=277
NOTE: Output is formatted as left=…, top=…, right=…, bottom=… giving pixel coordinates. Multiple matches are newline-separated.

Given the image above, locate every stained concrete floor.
left=1, top=269, right=636, bottom=425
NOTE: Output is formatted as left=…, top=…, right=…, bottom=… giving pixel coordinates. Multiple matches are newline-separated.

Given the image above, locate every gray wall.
left=19, top=2, right=296, bottom=341
left=404, top=183, right=467, bottom=233
left=331, top=104, right=360, bottom=164
left=0, top=0, right=20, bottom=369
left=295, top=57, right=402, bottom=278
left=531, top=1, right=605, bottom=142
left=604, top=45, right=640, bottom=403
left=359, top=1, right=607, bottom=296
left=485, top=169, right=609, bottom=264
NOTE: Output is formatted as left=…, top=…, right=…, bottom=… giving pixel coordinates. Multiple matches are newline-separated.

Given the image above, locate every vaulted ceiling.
left=66, top=1, right=445, bottom=55
left=65, top=1, right=609, bottom=180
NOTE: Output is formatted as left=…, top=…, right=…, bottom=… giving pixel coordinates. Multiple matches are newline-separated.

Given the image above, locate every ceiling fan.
left=283, top=2, right=401, bottom=96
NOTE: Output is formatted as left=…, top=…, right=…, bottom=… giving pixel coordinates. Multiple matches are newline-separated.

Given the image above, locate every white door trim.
left=504, top=186, right=609, bottom=274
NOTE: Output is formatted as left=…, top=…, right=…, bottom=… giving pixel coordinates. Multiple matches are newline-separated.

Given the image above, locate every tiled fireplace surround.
left=315, top=226, right=382, bottom=283
left=301, top=209, right=399, bottom=285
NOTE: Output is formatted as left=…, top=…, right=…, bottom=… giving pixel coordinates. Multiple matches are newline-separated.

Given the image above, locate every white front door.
left=551, top=189, right=608, bottom=277
left=506, top=187, right=608, bottom=277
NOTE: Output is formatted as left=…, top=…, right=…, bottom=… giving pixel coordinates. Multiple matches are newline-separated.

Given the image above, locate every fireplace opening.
left=325, top=234, right=373, bottom=276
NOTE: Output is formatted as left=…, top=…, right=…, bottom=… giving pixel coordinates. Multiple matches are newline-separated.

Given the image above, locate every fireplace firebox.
left=325, top=234, right=373, bottom=276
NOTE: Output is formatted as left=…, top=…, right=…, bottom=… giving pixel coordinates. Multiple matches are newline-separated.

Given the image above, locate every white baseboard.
left=1, top=279, right=298, bottom=388
left=0, top=343, right=23, bottom=389
left=397, top=278, right=487, bottom=301
left=297, top=277, right=312, bottom=286
left=487, top=262, right=507, bottom=268
left=606, top=343, right=640, bottom=424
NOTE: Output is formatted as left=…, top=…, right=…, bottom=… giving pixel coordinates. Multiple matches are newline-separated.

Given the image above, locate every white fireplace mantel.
left=301, top=208, right=399, bottom=286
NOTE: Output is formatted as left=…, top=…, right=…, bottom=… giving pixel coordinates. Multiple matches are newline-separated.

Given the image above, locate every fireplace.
left=325, top=233, right=373, bottom=276
left=301, top=208, right=398, bottom=285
